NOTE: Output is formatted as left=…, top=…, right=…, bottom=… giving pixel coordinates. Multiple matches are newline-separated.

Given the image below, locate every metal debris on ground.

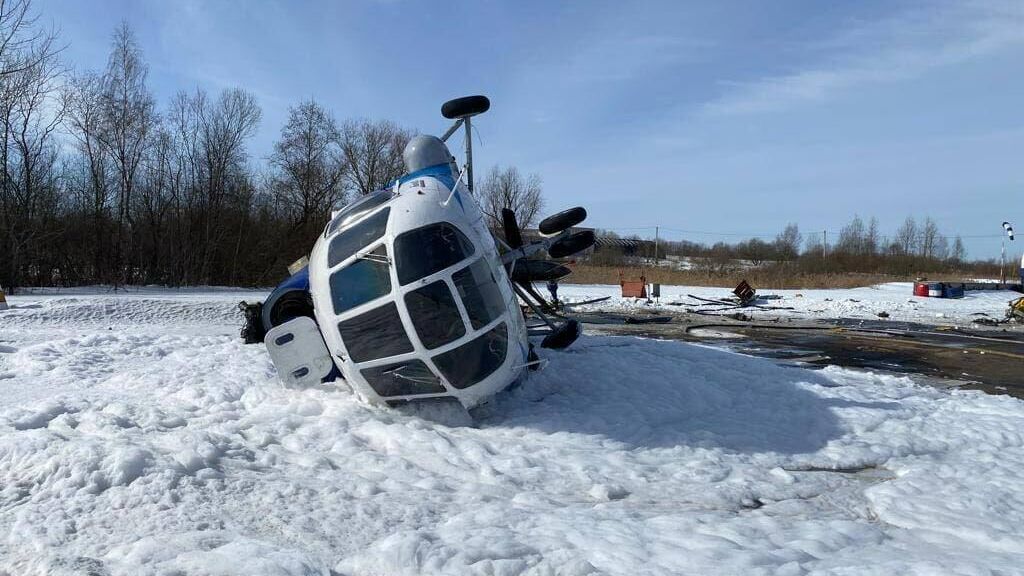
left=623, top=315, right=672, bottom=325
left=1006, top=297, right=1024, bottom=323
left=733, top=280, right=756, bottom=305
left=561, top=296, right=612, bottom=308
left=665, top=285, right=795, bottom=317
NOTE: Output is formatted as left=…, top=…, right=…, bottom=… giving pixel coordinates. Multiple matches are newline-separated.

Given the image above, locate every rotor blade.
left=502, top=208, right=523, bottom=248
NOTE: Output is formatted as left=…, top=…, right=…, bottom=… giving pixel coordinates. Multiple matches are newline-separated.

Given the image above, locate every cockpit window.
left=327, top=190, right=393, bottom=236
left=361, top=360, right=445, bottom=397
left=394, top=222, right=475, bottom=285
left=404, top=280, right=465, bottom=349
left=328, top=208, right=390, bottom=268
left=329, top=246, right=391, bottom=314
left=452, top=258, right=506, bottom=330
left=337, top=301, right=413, bottom=362
left=432, top=322, right=508, bottom=389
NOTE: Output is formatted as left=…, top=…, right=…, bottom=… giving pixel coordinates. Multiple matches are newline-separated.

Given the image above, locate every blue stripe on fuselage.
left=398, top=163, right=463, bottom=211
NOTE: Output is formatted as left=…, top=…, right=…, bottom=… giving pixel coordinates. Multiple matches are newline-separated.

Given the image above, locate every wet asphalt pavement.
left=574, top=311, right=1024, bottom=399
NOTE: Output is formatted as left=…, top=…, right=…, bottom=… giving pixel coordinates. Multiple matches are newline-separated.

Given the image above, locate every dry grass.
left=565, top=264, right=906, bottom=289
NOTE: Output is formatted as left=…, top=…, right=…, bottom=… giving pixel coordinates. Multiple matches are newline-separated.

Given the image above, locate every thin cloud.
left=701, top=1, right=1024, bottom=116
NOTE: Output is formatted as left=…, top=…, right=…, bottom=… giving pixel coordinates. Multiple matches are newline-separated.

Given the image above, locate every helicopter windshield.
left=329, top=246, right=391, bottom=314
left=404, top=280, right=465, bottom=349
left=337, top=302, right=413, bottom=362
left=326, top=190, right=393, bottom=236
left=360, top=360, right=445, bottom=397
left=328, top=208, right=390, bottom=268
left=432, top=322, right=508, bottom=389
left=453, top=258, right=505, bottom=330
left=394, top=222, right=475, bottom=285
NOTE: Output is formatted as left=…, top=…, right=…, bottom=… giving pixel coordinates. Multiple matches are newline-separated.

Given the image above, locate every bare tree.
left=836, top=215, right=866, bottom=255
left=919, top=217, right=940, bottom=259
left=478, top=165, right=544, bottom=229
left=338, top=118, right=412, bottom=196
left=98, top=23, right=156, bottom=284
left=865, top=217, right=879, bottom=256
left=774, top=223, right=802, bottom=259
left=895, top=216, right=918, bottom=256
left=951, top=236, right=966, bottom=263
left=65, top=72, right=120, bottom=280
left=269, top=99, right=345, bottom=231
left=0, top=0, right=62, bottom=290
left=0, top=0, right=59, bottom=80
left=195, top=87, right=261, bottom=282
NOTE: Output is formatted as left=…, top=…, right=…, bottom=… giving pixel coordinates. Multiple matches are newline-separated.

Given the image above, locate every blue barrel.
left=942, top=284, right=964, bottom=299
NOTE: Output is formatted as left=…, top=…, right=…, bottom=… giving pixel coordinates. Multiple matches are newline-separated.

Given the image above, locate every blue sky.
left=39, top=0, right=1024, bottom=259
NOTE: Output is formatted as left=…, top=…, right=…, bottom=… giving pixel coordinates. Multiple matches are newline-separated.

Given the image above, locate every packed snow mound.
left=1, top=292, right=1023, bottom=575
left=1, top=295, right=253, bottom=329
left=560, top=281, right=1020, bottom=327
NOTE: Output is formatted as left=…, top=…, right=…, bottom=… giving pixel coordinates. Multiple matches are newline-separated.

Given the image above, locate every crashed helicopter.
left=240, top=95, right=594, bottom=412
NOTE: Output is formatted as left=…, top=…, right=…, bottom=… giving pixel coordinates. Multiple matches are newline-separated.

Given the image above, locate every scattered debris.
left=624, top=315, right=672, bottom=325
left=562, top=296, right=612, bottom=307
left=1006, top=297, right=1024, bottom=323
left=877, top=311, right=890, bottom=318
left=733, top=280, right=756, bottom=305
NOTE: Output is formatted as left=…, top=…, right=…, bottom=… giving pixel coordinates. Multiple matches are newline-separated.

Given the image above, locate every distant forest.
left=0, top=2, right=422, bottom=291
left=592, top=215, right=1013, bottom=281
left=595, top=215, right=996, bottom=276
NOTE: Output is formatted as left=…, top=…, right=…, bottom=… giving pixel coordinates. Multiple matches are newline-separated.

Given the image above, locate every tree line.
left=598, top=216, right=995, bottom=277
left=0, top=5, right=546, bottom=291
left=0, top=8, right=417, bottom=290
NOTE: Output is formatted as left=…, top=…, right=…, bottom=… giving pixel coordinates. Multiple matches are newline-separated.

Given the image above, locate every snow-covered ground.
left=2, top=287, right=1023, bottom=575
left=559, top=282, right=1021, bottom=327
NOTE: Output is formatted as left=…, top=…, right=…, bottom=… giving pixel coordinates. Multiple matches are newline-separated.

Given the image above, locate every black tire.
left=539, top=207, right=587, bottom=235
left=442, top=95, right=490, bottom=119
left=541, top=319, right=581, bottom=350
left=548, top=230, right=596, bottom=259
left=268, top=290, right=314, bottom=328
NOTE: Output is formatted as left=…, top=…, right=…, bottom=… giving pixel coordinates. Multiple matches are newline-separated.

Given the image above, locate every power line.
left=587, top=224, right=1009, bottom=243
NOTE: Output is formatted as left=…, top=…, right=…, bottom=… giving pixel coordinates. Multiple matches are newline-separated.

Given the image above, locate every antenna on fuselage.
left=440, top=95, right=490, bottom=193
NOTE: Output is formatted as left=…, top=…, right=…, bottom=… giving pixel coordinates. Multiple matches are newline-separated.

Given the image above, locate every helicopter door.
left=265, top=316, right=336, bottom=388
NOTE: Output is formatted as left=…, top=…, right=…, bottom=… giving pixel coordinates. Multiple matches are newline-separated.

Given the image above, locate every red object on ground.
left=620, top=272, right=648, bottom=298
left=913, top=282, right=929, bottom=297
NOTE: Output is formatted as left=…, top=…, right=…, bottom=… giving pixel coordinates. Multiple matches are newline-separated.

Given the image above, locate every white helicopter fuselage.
left=306, top=163, right=530, bottom=409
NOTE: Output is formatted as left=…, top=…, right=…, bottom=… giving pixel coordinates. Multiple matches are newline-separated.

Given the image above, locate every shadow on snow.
left=482, top=335, right=883, bottom=455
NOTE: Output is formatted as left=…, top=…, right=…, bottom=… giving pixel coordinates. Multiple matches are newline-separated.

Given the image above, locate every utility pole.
left=1001, top=240, right=1006, bottom=284
left=823, top=230, right=828, bottom=259
left=464, top=116, right=474, bottom=192
left=654, top=226, right=659, bottom=263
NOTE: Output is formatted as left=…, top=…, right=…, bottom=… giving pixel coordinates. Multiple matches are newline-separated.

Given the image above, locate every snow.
left=2, top=287, right=1024, bottom=575
left=559, top=281, right=1021, bottom=326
